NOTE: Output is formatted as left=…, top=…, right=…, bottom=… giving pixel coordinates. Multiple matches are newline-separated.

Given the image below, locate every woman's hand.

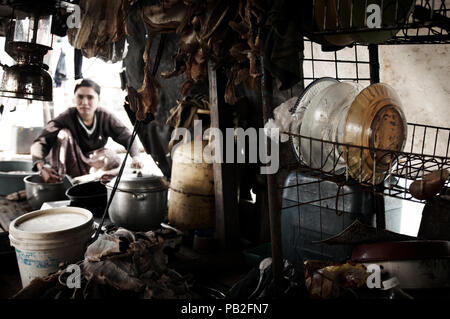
left=37, top=162, right=61, bottom=183
left=130, top=156, right=144, bottom=169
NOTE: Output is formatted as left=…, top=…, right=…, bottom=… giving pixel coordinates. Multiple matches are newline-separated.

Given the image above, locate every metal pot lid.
left=107, top=172, right=168, bottom=193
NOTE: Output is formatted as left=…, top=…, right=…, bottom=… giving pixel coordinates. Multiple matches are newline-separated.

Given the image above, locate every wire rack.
left=277, top=39, right=449, bottom=267
left=307, top=0, right=450, bottom=44
left=284, top=122, right=450, bottom=205
left=302, top=39, right=374, bottom=87
left=284, top=39, right=450, bottom=207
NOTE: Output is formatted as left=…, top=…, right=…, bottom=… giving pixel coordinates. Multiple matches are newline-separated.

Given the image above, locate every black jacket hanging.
left=74, top=48, right=83, bottom=80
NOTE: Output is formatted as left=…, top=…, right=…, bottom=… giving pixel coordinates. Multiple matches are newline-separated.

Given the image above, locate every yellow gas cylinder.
left=168, top=140, right=215, bottom=230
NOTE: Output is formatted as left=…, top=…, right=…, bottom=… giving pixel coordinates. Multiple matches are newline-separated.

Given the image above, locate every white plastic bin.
left=9, top=207, right=93, bottom=288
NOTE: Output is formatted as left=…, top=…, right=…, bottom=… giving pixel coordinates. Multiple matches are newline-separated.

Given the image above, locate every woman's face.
left=75, top=86, right=99, bottom=119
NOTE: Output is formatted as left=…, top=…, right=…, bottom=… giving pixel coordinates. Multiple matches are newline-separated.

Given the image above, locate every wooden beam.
left=207, top=61, right=240, bottom=249
left=260, top=56, right=283, bottom=297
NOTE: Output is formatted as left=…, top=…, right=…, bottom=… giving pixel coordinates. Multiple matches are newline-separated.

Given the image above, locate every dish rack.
left=307, top=0, right=450, bottom=45
left=263, top=3, right=450, bottom=295
left=284, top=122, right=450, bottom=205
left=281, top=37, right=449, bottom=211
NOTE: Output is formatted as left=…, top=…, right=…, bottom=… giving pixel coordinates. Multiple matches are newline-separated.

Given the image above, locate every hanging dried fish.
left=142, top=1, right=185, bottom=33
left=68, top=0, right=129, bottom=62
left=140, top=0, right=268, bottom=104
left=225, top=65, right=239, bottom=105
left=161, top=49, right=188, bottom=78
left=127, top=34, right=161, bottom=120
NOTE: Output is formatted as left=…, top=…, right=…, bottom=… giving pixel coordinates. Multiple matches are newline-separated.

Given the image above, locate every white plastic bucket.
left=9, top=207, right=94, bottom=288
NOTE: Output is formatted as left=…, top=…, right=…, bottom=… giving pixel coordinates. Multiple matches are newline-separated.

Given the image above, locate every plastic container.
left=8, top=207, right=94, bottom=287
left=169, top=141, right=215, bottom=230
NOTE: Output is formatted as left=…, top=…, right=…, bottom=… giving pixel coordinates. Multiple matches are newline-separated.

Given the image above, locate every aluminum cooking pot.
left=24, top=174, right=72, bottom=210
left=106, top=172, right=169, bottom=231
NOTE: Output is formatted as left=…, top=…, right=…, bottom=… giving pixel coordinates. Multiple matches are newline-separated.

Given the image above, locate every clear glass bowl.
left=299, top=81, right=362, bottom=173
left=289, top=77, right=338, bottom=167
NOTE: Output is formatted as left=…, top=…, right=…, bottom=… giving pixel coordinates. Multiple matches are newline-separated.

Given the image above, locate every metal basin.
left=0, top=160, right=35, bottom=195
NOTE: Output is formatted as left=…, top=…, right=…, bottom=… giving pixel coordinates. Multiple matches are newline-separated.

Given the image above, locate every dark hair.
left=74, top=79, right=101, bottom=96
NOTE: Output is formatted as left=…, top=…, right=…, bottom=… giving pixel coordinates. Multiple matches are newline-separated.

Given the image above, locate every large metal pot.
left=106, top=172, right=169, bottom=231
left=24, top=175, right=71, bottom=210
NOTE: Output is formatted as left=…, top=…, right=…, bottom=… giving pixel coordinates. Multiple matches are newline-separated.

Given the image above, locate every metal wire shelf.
left=307, top=0, right=450, bottom=45
left=283, top=122, right=450, bottom=205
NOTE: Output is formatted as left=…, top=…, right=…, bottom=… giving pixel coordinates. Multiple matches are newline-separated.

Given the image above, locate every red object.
left=351, top=240, right=450, bottom=262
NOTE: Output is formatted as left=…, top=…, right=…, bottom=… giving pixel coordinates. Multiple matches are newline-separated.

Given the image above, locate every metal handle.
left=103, top=180, right=167, bottom=198
left=132, top=193, right=147, bottom=200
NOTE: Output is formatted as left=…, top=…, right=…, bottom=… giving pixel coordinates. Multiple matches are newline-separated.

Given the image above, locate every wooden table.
left=0, top=196, right=33, bottom=232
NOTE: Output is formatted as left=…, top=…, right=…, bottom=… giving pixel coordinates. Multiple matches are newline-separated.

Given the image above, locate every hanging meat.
left=141, top=0, right=265, bottom=105
left=126, top=34, right=161, bottom=121
left=67, top=0, right=130, bottom=62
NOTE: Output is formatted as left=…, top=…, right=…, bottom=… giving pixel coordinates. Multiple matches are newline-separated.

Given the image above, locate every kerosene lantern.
left=0, top=3, right=53, bottom=101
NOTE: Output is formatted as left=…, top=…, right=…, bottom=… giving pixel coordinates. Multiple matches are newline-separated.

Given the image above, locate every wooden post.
left=207, top=61, right=240, bottom=249
left=260, top=56, right=283, bottom=297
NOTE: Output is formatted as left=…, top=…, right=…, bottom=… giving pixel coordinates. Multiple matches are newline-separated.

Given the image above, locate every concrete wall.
left=379, top=44, right=450, bottom=157
left=298, top=40, right=450, bottom=236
